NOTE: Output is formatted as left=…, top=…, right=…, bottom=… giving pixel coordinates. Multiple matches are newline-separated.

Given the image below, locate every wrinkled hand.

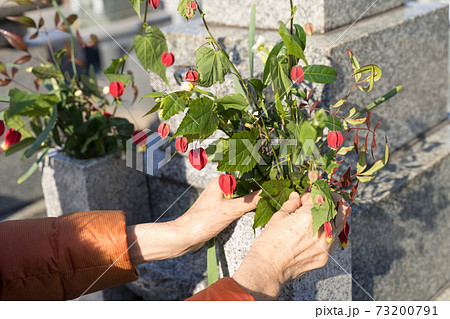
left=175, top=177, right=261, bottom=252
left=232, top=191, right=351, bottom=300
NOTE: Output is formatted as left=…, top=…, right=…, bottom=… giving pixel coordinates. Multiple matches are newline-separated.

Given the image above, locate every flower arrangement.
left=0, top=0, right=136, bottom=183
left=129, top=0, right=402, bottom=249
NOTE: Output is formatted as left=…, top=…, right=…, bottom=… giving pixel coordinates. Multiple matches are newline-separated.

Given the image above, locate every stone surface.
left=352, top=122, right=450, bottom=300
left=202, top=0, right=405, bottom=33
left=159, top=2, right=449, bottom=157
left=40, top=149, right=152, bottom=225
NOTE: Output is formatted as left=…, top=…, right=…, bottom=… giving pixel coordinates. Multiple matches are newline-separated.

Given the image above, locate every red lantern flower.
left=109, top=81, right=124, bottom=98
left=149, top=0, right=159, bottom=10
left=324, top=221, right=333, bottom=243
left=0, top=120, right=4, bottom=137
left=186, top=1, right=198, bottom=18
left=158, top=123, right=170, bottom=139
left=132, top=130, right=148, bottom=146
left=327, top=131, right=344, bottom=150
left=189, top=148, right=207, bottom=171
left=315, top=195, right=325, bottom=205
left=104, top=112, right=112, bottom=118
left=1, top=128, right=21, bottom=151
left=185, top=71, right=199, bottom=86
left=175, top=136, right=188, bottom=153
left=219, top=173, right=237, bottom=199
left=161, top=52, right=175, bottom=67
left=291, top=65, right=304, bottom=84
left=187, top=1, right=197, bottom=10
left=339, top=222, right=350, bottom=249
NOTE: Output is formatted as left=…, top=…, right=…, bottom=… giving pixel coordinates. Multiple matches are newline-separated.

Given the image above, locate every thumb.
left=226, top=190, right=262, bottom=217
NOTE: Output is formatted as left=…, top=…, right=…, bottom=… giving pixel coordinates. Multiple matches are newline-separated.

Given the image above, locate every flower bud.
left=327, top=131, right=344, bottom=150
left=161, top=52, right=175, bottom=67
left=149, top=0, right=159, bottom=10
left=0, top=120, right=4, bottom=137
left=175, top=136, right=188, bottom=153
left=315, top=195, right=325, bottom=205
left=185, top=71, right=199, bottom=86
left=186, top=1, right=197, bottom=18
left=189, top=148, right=207, bottom=171
left=110, top=81, right=125, bottom=98
left=308, top=170, right=318, bottom=183
left=290, top=65, right=304, bottom=84
left=187, top=1, right=198, bottom=10
left=1, top=128, right=21, bottom=151
left=219, top=173, right=237, bottom=199
left=339, top=222, right=350, bottom=249
left=324, top=221, right=333, bottom=243
left=158, top=123, right=170, bottom=139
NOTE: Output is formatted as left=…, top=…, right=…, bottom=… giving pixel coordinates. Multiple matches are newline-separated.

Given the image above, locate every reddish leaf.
left=76, top=30, right=84, bottom=48
left=34, top=78, right=40, bottom=91
left=307, top=87, right=316, bottom=101
left=298, top=103, right=308, bottom=109
left=350, top=181, right=359, bottom=199
left=354, top=133, right=359, bottom=155
left=64, top=41, right=72, bottom=58
left=29, top=31, right=39, bottom=40
left=54, top=12, right=60, bottom=27
left=373, top=122, right=382, bottom=134
left=366, top=110, right=372, bottom=130
left=0, top=62, right=8, bottom=77
left=11, top=67, right=18, bottom=79
left=72, top=58, right=86, bottom=70
left=371, top=136, right=377, bottom=159
left=0, top=28, right=28, bottom=52
left=6, top=16, right=36, bottom=28
left=38, top=17, right=44, bottom=29
left=66, top=14, right=78, bottom=25
left=131, top=85, right=139, bottom=104
left=365, top=133, right=369, bottom=152
left=341, top=166, right=352, bottom=188
left=14, top=55, right=31, bottom=65
left=310, top=101, right=321, bottom=115
left=0, top=78, right=11, bottom=86
left=85, top=34, right=98, bottom=47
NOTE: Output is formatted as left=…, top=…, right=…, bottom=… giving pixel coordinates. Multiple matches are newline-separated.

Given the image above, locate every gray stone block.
left=40, top=149, right=152, bottom=225
left=352, top=122, right=450, bottom=300
left=202, top=0, right=405, bottom=33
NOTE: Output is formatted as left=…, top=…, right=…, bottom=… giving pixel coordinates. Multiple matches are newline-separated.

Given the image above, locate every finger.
left=280, top=193, right=302, bottom=214
left=301, top=193, right=313, bottom=208
left=227, top=190, right=262, bottom=216
left=334, top=201, right=350, bottom=232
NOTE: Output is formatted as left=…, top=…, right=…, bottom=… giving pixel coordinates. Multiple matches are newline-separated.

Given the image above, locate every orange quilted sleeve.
left=186, top=277, right=255, bottom=301
left=0, top=211, right=138, bottom=300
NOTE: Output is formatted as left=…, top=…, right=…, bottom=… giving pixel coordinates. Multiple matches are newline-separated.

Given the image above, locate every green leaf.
left=311, top=179, right=337, bottom=236
left=286, top=121, right=302, bottom=140
left=218, top=129, right=261, bottom=174
left=4, top=110, right=32, bottom=138
left=104, top=58, right=132, bottom=87
left=349, top=86, right=403, bottom=119
left=206, top=138, right=229, bottom=162
left=299, top=121, right=317, bottom=145
left=358, top=139, right=389, bottom=177
left=278, top=21, right=307, bottom=64
left=5, top=137, right=35, bottom=156
left=294, top=24, right=307, bottom=50
left=18, top=148, right=49, bottom=184
left=345, top=117, right=366, bottom=126
left=32, top=65, right=63, bottom=79
left=347, top=49, right=361, bottom=82
left=269, top=53, right=292, bottom=97
left=129, top=0, right=143, bottom=19
left=25, top=105, right=58, bottom=158
left=217, top=93, right=249, bottom=111
left=142, top=101, right=162, bottom=117
left=253, top=179, right=294, bottom=229
left=177, top=0, right=194, bottom=20
left=303, top=65, right=337, bottom=84
left=324, top=116, right=343, bottom=132
left=161, top=93, right=186, bottom=119
left=139, top=92, right=165, bottom=101
left=249, top=4, right=256, bottom=78
left=357, top=147, right=367, bottom=174
left=337, top=145, right=355, bottom=155
left=263, top=42, right=283, bottom=84
left=195, top=46, right=231, bottom=87
left=207, top=238, right=219, bottom=286
left=134, top=26, right=169, bottom=85
left=174, top=97, right=218, bottom=138
left=8, top=88, right=38, bottom=117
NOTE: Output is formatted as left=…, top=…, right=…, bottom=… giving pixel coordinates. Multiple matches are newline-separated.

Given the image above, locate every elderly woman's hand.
left=127, top=177, right=260, bottom=265
left=174, top=177, right=261, bottom=252
left=232, top=192, right=351, bottom=300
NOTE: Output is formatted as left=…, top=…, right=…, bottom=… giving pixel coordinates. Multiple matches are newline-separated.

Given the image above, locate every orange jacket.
left=0, top=211, right=253, bottom=301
